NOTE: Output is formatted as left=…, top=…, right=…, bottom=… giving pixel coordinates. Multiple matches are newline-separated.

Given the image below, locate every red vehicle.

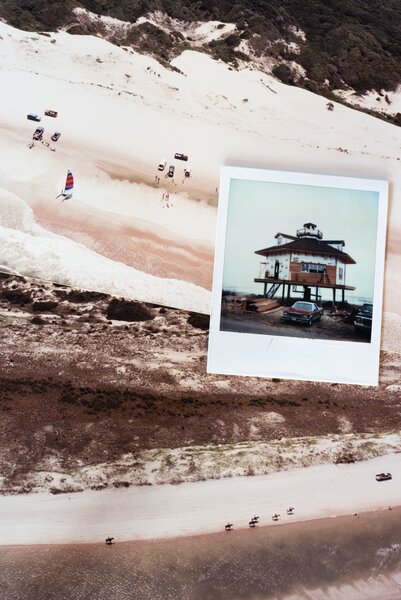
left=174, top=152, right=188, bottom=161
left=281, top=301, right=323, bottom=326
left=32, top=127, right=44, bottom=141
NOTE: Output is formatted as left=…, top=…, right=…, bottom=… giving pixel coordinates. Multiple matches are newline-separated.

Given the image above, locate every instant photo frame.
left=207, top=167, right=388, bottom=386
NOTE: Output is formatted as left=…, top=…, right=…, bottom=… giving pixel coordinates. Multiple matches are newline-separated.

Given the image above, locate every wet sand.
left=33, top=196, right=214, bottom=289
left=2, top=509, right=401, bottom=600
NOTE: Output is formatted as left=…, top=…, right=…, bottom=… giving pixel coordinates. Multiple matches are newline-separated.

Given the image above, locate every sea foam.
left=0, top=189, right=211, bottom=313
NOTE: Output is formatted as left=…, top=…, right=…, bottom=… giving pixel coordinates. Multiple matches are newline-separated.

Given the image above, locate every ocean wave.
left=0, top=189, right=38, bottom=233
left=0, top=189, right=211, bottom=313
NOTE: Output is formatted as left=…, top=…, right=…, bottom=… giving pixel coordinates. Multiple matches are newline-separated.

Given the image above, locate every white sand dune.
left=1, top=454, right=401, bottom=545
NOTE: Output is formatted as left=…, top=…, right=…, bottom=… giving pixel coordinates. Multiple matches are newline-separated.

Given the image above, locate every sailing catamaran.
left=56, top=170, right=74, bottom=201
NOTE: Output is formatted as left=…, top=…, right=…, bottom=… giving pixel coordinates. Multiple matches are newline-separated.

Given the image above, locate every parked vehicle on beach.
left=168, top=165, right=175, bottom=177
left=174, top=153, right=188, bottom=161
left=354, top=303, right=373, bottom=335
left=27, top=113, right=41, bottom=122
left=184, top=167, right=191, bottom=178
left=32, top=127, right=44, bottom=141
left=45, top=110, right=58, bottom=118
left=376, top=473, right=392, bottom=482
left=51, top=132, right=61, bottom=142
left=281, top=301, right=323, bottom=326
left=158, top=159, right=167, bottom=171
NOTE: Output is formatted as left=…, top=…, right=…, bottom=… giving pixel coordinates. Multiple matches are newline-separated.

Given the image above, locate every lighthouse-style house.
left=254, top=223, right=356, bottom=305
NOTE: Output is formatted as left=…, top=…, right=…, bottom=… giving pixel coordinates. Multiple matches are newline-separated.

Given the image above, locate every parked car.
left=32, top=127, right=44, bottom=141
left=51, top=132, right=61, bottom=142
left=281, top=301, right=323, bottom=326
left=174, top=152, right=188, bottom=161
left=184, top=167, right=191, bottom=178
left=354, top=303, right=373, bottom=335
left=168, top=165, right=175, bottom=177
left=158, top=159, right=167, bottom=171
left=27, top=113, right=41, bottom=122
left=45, top=110, right=58, bottom=118
left=376, top=473, right=392, bottom=482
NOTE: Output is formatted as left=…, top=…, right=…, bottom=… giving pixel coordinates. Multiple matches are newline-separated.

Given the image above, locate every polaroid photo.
left=207, top=167, right=388, bottom=386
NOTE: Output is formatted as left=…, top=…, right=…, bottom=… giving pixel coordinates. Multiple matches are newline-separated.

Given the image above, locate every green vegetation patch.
left=208, top=33, right=250, bottom=65
left=1, top=0, right=401, bottom=93
left=1, top=287, right=31, bottom=305
left=123, top=22, right=188, bottom=60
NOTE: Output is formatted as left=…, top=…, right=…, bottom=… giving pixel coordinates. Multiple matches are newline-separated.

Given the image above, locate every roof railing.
left=296, top=227, right=323, bottom=239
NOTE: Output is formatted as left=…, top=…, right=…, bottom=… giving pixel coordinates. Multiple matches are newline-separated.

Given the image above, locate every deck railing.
left=258, top=262, right=268, bottom=278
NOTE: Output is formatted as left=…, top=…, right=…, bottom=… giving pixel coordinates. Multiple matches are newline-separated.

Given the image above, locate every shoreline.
left=2, top=508, right=401, bottom=600
left=1, top=454, right=401, bottom=546
left=3, top=505, right=400, bottom=549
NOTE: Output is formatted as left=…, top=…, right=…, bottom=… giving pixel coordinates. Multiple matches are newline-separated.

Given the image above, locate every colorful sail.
left=56, top=170, right=74, bottom=201
left=64, top=170, right=74, bottom=193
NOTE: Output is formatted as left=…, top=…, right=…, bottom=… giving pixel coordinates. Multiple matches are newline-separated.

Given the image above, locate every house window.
left=301, top=262, right=325, bottom=273
left=339, top=267, right=343, bottom=281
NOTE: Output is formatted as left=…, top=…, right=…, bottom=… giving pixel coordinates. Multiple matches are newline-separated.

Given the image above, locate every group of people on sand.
left=161, top=192, right=173, bottom=208
left=225, top=507, right=295, bottom=531
left=154, top=173, right=175, bottom=208
left=28, top=139, right=55, bottom=151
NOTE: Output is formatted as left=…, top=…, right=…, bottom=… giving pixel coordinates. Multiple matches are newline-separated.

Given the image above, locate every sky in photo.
left=222, top=178, right=379, bottom=302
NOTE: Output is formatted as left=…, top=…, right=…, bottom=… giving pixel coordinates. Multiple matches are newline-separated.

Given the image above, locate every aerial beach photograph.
left=1, top=0, right=401, bottom=598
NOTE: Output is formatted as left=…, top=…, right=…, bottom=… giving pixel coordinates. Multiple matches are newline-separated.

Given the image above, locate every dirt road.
left=220, top=307, right=369, bottom=342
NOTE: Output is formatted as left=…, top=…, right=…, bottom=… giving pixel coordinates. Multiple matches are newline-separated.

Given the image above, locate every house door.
left=274, top=260, right=280, bottom=279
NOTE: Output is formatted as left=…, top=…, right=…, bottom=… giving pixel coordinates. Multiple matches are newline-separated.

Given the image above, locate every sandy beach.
left=1, top=453, right=400, bottom=546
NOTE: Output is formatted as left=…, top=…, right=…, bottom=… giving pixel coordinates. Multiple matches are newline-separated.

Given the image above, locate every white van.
left=158, top=159, right=167, bottom=171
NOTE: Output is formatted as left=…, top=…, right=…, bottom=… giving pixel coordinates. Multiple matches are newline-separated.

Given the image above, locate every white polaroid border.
left=207, top=166, right=388, bottom=386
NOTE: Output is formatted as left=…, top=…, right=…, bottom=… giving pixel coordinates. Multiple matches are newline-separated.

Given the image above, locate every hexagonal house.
left=254, top=222, right=356, bottom=305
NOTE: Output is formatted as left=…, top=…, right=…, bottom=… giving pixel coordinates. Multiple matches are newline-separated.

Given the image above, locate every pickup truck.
left=354, top=303, right=373, bottom=334
left=32, top=127, right=44, bottom=141
left=174, top=153, right=188, bottom=161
